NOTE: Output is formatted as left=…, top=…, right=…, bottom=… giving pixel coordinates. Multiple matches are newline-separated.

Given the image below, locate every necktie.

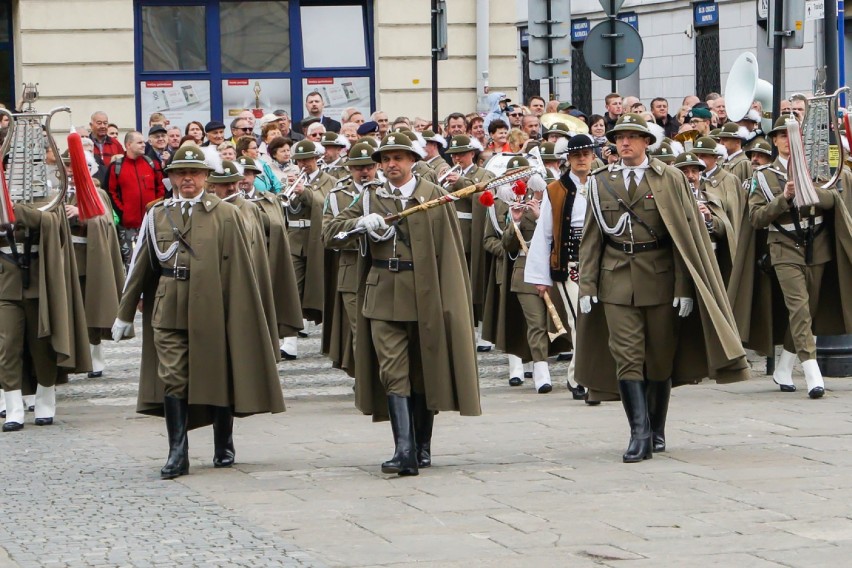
left=181, top=203, right=192, bottom=225
left=627, top=170, right=638, bottom=200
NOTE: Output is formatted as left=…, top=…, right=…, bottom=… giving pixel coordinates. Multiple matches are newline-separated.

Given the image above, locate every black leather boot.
left=646, top=378, right=672, bottom=453
left=411, top=392, right=434, bottom=468
left=161, top=396, right=189, bottom=479
left=212, top=406, right=235, bottom=468
left=618, top=380, right=652, bottom=463
left=381, top=395, right=419, bottom=476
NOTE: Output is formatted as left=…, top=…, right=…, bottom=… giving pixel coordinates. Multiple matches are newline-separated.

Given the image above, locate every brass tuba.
left=674, top=128, right=700, bottom=150
left=0, top=83, right=70, bottom=213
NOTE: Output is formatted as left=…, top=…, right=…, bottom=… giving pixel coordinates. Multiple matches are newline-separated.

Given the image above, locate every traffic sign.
left=598, top=0, right=625, bottom=16
left=528, top=0, right=572, bottom=82
left=768, top=0, right=806, bottom=49
left=583, top=19, right=644, bottom=81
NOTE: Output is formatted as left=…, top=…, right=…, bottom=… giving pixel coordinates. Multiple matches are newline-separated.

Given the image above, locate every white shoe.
left=772, top=350, right=797, bottom=392
left=34, top=385, right=56, bottom=420
left=280, top=336, right=298, bottom=359
left=3, top=390, right=24, bottom=427
left=802, top=359, right=825, bottom=399
left=507, top=354, right=524, bottom=385
left=23, top=394, right=35, bottom=411
left=533, top=361, right=552, bottom=393
left=90, top=343, right=105, bottom=376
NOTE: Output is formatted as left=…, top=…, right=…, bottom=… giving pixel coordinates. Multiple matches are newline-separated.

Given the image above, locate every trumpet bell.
left=725, top=52, right=774, bottom=132
left=540, top=113, right=590, bottom=135
left=674, top=129, right=700, bottom=150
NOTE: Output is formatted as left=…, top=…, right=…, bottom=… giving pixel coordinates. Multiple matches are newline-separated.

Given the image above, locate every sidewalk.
left=1, top=329, right=851, bottom=567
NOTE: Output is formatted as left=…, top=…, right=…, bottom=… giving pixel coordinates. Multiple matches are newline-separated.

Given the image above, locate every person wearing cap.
left=112, top=144, right=284, bottom=478
left=322, top=132, right=480, bottom=477
left=62, top=150, right=124, bottom=381
left=483, top=92, right=512, bottom=131
left=690, top=136, right=744, bottom=239
left=202, top=121, right=226, bottom=148
left=421, top=130, right=450, bottom=175
left=539, top=141, right=563, bottom=181
left=745, top=139, right=772, bottom=168
left=319, top=131, right=350, bottom=180
left=0, top=140, right=93, bottom=432
left=673, top=152, right=736, bottom=283
left=357, top=121, right=381, bottom=139
left=650, top=141, right=676, bottom=164
left=286, top=140, right=336, bottom=328
left=321, top=141, right=381, bottom=376
left=718, top=122, right=754, bottom=186
left=444, top=135, right=495, bottom=349
left=239, top=155, right=303, bottom=360
left=502, top=157, right=572, bottom=394
left=736, top=116, right=852, bottom=399
left=394, top=128, right=440, bottom=185
left=525, top=135, right=598, bottom=400
left=145, top=124, right=171, bottom=168
left=577, top=113, right=749, bottom=462
left=545, top=122, right=573, bottom=144
left=106, top=131, right=166, bottom=268
left=678, top=107, right=712, bottom=138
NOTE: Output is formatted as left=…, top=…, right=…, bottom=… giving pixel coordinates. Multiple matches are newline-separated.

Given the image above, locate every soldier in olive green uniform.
left=421, top=130, right=450, bottom=176
left=322, top=132, right=480, bottom=477
left=719, top=122, right=754, bottom=186
left=113, top=146, right=284, bottom=479
left=579, top=114, right=697, bottom=462
left=748, top=117, right=840, bottom=398
left=691, top=136, right=744, bottom=239
left=321, top=141, right=380, bottom=375
left=319, top=131, right=350, bottom=180
left=746, top=139, right=773, bottom=168
left=444, top=135, right=495, bottom=348
left=650, top=141, right=676, bottom=165
left=286, top=140, right=337, bottom=325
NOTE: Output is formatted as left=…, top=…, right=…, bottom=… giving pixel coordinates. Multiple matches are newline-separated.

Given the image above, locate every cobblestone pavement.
left=3, top=322, right=852, bottom=567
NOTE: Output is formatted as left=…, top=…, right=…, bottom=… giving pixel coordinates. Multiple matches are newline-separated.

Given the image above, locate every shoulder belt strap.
left=596, top=174, right=660, bottom=241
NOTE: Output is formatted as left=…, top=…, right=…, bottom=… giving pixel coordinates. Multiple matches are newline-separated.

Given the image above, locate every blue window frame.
left=134, top=0, right=375, bottom=130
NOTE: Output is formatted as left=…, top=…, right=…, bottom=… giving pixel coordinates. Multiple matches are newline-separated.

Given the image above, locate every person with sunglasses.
left=228, top=117, right=255, bottom=146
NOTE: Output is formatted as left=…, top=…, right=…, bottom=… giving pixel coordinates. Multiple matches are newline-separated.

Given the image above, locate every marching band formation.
left=3, top=65, right=852, bottom=480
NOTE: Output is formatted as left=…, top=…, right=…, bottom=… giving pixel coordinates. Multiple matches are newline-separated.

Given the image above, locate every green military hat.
left=446, top=135, right=482, bottom=154
left=165, top=144, right=210, bottom=172
left=546, top=122, right=573, bottom=139
left=605, top=113, right=657, bottom=144
left=718, top=122, right=748, bottom=140
left=504, top=155, right=530, bottom=171
left=690, top=136, right=718, bottom=155
left=207, top=159, right=243, bottom=183
left=60, top=149, right=71, bottom=164
left=358, top=136, right=380, bottom=149
left=709, top=128, right=722, bottom=141
left=371, top=132, right=426, bottom=163
left=345, top=141, right=377, bottom=166
left=745, top=138, right=773, bottom=157
left=651, top=141, right=676, bottom=163
left=291, top=140, right=324, bottom=160
left=673, top=151, right=706, bottom=171
left=539, top=141, right=559, bottom=160
left=236, top=155, right=262, bottom=173
left=769, top=115, right=796, bottom=137
left=320, top=131, right=348, bottom=147
left=421, top=129, right=447, bottom=148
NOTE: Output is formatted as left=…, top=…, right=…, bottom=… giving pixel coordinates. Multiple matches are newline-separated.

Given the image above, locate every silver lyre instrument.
left=789, top=69, right=850, bottom=205
left=279, top=167, right=308, bottom=207
left=0, top=83, right=70, bottom=228
left=437, top=163, right=462, bottom=187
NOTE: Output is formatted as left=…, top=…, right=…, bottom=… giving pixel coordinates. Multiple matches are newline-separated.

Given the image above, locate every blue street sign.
left=694, top=1, right=719, bottom=27
left=571, top=19, right=590, bottom=43
left=618, top=12, right=639, bottom=30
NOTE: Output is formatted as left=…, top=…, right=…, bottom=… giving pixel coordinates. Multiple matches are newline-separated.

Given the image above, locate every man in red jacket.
left=89, top=111, right=124, bottom=182
left=106, top=131, right=165, bottom=266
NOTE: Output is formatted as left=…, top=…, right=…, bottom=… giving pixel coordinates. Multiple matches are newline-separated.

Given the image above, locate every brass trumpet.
left=279, top=167, right=308, bottom=207
left=438, top=164, right=462, bottom=188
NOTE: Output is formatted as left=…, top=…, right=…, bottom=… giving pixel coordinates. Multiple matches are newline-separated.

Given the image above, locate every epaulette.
left=754, top=164, right=773, bottom=172
left=146, top=197, right=165, bottom=211
left=591, top=165, right=610, bottom=176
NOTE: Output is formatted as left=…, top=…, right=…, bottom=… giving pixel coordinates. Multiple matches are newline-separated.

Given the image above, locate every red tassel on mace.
left=67, top=131, right=105, bottom=221
left=478, top=190, right=495, bottom=207
left=512, top=179, right=527, bottom=197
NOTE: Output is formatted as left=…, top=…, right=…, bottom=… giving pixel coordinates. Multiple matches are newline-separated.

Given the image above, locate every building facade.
left=6, top=0, right=518, bottom=133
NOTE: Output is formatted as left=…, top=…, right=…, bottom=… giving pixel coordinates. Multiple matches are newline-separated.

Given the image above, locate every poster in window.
left=302, top=77, right=371, bottom=123
left=221, top=78, right=292, bottom=124
left=140, top=80, right=211, bottom=131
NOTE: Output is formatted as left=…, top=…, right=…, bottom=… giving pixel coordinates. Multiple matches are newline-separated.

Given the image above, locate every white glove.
left=673, top=297, right=694, bottom=318
left=579, top=295, right=598, bottom=314
left=111, top=318, right=133, bottom=342
left=356, top=213, right=388, bottom=232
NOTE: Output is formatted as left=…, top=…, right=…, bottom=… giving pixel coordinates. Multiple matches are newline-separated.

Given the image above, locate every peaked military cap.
left=445, top=135, right=481, bottom=154
left=504, top=155, right=530, bottom=171
left=164, top=145, right=211, bottom=172
left=745, top=138, right=773, bottom=157
left=650, top=141, right=676, bottom=163
left=320, top=131, right=348, bottom=147
left=690, top=136, right=718, bottom=155
left=605, top=113, right=657, bottom=144
left=718, top=122, right=748, bottom=140
left=421, top=130, right=447, bottom=148
left=673, top=152, right=706, bottom=170
left=207, top=159, right=242, bottom=183
left=237, top=156, right=262, bottom=173
left=291, top=140, right=324, bottom=161
left=546, top=122, right=573, bottom=139
left=345, top=141, right=377, bottom=166
left=539, top=141, right=559, bottom=160
left=371, top=132, right=426, bottom=163
left=769, top=115, right=797, bottom=137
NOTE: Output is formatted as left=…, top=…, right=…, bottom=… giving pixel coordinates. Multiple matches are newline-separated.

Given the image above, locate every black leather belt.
left=161, top=266, right=190, bottom=280
left=606, top=236, right=670, bottom=254
left=372, top=258, right=414, bottom=272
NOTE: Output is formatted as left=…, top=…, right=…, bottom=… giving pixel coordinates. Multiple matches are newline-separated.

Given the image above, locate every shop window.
left=300, top=5, right=367, bottom=68
left=220, top=1, right=291, bottom=73
left=141, top=6, right=207, bottom=72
